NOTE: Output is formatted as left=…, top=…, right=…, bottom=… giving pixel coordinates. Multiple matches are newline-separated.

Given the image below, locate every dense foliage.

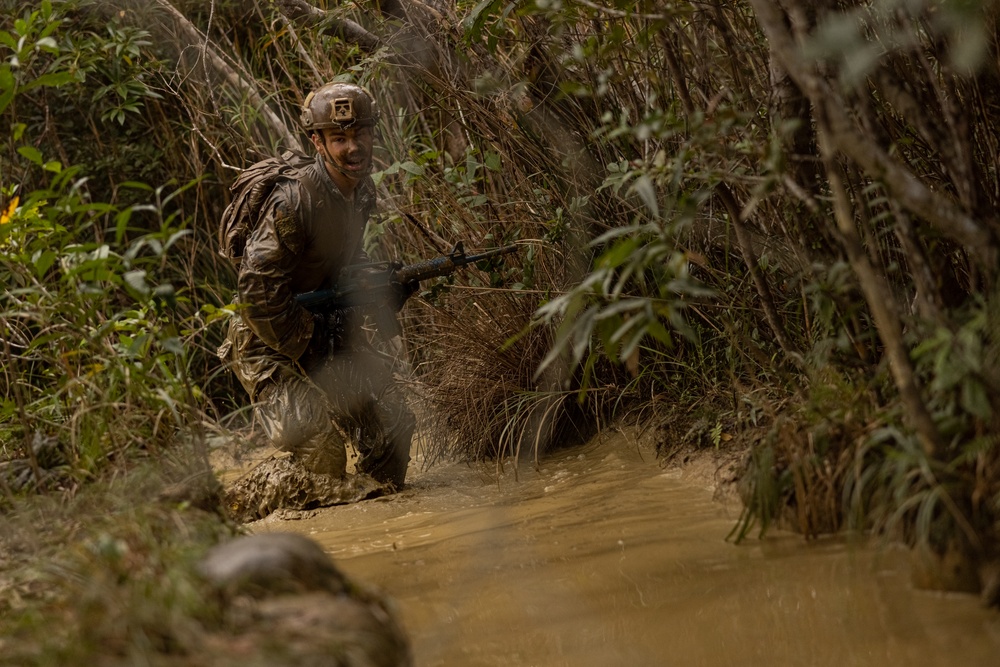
left=3, top=0, right=1000, bottom=615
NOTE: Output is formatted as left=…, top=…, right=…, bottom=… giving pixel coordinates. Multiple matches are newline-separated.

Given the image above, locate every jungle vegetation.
left=2, top=0, right=1000, bottom=661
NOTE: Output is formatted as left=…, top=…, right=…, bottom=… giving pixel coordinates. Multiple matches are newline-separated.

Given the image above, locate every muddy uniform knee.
left=313, top=350, right=414, bottom=488
left=255, top=379, right=348, bottom=477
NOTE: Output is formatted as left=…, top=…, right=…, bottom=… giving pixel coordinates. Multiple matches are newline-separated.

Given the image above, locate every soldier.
left=218, top=82, right=416, bottom=499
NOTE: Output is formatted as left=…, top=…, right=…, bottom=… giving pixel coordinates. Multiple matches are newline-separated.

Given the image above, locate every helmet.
left=300, top=82, right=378, bottom=132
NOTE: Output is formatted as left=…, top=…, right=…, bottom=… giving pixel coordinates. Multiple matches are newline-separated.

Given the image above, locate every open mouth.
left=341, top=157, right=370, bottom=172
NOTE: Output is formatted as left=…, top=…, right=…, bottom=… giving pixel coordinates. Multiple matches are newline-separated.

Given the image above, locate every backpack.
left=218, top=149, right=314, bottom=267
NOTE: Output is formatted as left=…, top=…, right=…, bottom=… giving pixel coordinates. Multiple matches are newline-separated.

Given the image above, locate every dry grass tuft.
left=406, top=287, right=603, bottom=467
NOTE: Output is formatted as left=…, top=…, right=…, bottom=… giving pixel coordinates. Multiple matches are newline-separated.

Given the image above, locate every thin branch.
left=817, top=115, right=944, bottom=460
left=571, top=0, right=672, bottom=21
left=716, top=182, right=803, bottom=367
left=749, top=0, right=998, bottom=277
left=108, top=0, right=303, bottom=153
left=275, top=0, right=381, bottom=52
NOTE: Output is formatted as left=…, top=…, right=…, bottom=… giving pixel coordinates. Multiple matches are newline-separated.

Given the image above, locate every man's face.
left=312, top=126, right=374, bottom=179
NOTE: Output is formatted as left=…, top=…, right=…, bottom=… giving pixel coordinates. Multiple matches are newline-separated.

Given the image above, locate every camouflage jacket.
left=219, top=155, right=376, bottom=399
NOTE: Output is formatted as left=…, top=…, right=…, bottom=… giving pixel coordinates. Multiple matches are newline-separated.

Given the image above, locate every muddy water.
left=253, top=431, right=1000, bottom=667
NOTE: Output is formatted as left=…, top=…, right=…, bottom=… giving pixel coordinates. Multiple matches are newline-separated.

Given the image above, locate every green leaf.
left=32, top=249, right=57, bottom=277
left=35, top=36, right=58, bottom=53
left=399, top=161, right=424, bottom=175
left=645, top=318, right=674, bottom=348
left=0, top=88, right=13, bottom=117
left=960, top=376, right=992, bottom=420
left=597, top=237, right=640, bottom=270
left=115, top=208, right=133, bottom=244
left=463, top=0, right=501, bottom=40
left=127, top=333, right=151, bottom=357
left=0, top=65, right=14, bottom=116
left=119, top=181, right=154, bottom=191
left=631, top=175, right=659, bottom=218
left=161, top=337, right=183, bottom=355
left=124, top=269, right=150, bottom=295
left=163, top=229, right=192, bottom=252
left=17, top=145, right=43, bottom=165
left=22, top=70, right=75, bottom=91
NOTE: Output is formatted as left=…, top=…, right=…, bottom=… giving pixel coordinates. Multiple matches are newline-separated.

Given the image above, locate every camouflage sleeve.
left=238, top=182, right=315, bottom=361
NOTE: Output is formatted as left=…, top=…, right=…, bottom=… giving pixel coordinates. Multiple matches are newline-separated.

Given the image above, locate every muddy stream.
left=248, top=430, right=1000, bottom=666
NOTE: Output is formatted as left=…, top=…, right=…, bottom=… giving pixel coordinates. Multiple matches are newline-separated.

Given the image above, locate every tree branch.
left=818, top=119, right=943, bottom=459
left=748, top=0, right=998, bottom=277
left=716, top=182, right=803, bottom=367
left=274, top=0, right=381, bottom=52
left=105, top=0, right=303, bottom=154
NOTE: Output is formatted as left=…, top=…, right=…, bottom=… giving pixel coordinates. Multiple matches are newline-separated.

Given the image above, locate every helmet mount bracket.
left=331, top=98, right=355, bottom=126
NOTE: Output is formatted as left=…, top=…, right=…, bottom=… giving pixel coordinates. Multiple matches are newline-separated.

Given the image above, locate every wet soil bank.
left=247, top=429, right=1000, bottom=667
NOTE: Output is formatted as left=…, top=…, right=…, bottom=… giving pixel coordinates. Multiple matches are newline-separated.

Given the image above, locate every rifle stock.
left=294, top=242, right=517, bottom=314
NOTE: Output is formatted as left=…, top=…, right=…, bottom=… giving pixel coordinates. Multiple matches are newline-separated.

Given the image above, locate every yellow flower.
left=0, top=196, right=18, bottom=225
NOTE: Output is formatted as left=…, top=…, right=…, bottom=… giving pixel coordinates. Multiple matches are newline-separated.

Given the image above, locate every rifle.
left=295, top=241, right=518, bottom=315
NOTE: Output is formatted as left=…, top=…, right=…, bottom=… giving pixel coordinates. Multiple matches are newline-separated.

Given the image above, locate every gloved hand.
left=390, top=279, right=418, bottom=312
left=299, top=313, right=331, bottom=368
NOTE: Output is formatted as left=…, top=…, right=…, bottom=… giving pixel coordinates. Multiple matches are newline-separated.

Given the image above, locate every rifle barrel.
left=296, top=244, right=518, bottom=313
left=395, top=244, right=518, bottom=284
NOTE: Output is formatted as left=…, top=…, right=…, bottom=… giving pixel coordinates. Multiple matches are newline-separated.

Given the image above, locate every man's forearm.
left=239, top=270, right=314, bottom=360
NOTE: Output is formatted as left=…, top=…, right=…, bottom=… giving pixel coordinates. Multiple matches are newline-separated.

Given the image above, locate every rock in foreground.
left=198, top=532, right=412, bottom=667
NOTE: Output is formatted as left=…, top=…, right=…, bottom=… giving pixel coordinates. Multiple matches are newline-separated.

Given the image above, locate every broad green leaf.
left=463, top=0, right=501, bottom=39
left=399, top=161, right=424, bottom=175
left=35, top=36, right=58, bottom=53
left=22, top=70, right=75, bottom=91
left=17, top=145, right=43, bottom=165
left=597, top=236, right=640, bottom=269
left=0, top=65, right=14, bottom=116
left=631, top=175, right=659, bottom=218
left=32, top=249, right=57, bottom=277
left=124, top=269, right=150, bottom=295
left=164, top=229, right=192, bottom=251
left=961, top=376, right=992, bottom=420
left=161, top=337, right=183, bottom=355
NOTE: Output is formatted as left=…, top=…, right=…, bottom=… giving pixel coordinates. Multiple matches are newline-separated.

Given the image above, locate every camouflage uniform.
left=218, top=154, right=413, bottom=488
